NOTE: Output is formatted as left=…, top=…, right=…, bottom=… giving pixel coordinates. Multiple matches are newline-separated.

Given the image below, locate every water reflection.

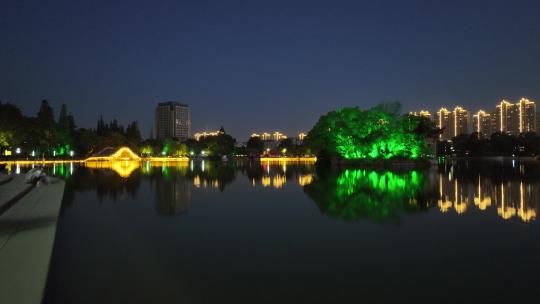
left=6, top=160, right=540, bottom=223
left=304, top=169, right=435, bottom=221
left=436, top=161, right=539, bottom=222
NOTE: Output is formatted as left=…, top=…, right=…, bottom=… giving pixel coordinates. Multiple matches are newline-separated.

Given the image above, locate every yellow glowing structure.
left=452, top=106, right=469, bottom=137
left=85, top=146, right=141, bottom=162
left=273, top=131, right=286, bottom=141
left=194, top=130, right=224, bottom=141
left=251, top=133, right=260, bottom=138
left=496, top=100, right=513, bottom=133
left=409, top=110, right=432, bottom=119
left=260, top=157, right=317, bottom=162
left=473, top=110, right=491, bottom=136
left=261, top=133, right=271, bottom=140
left=147, top=157, right=189, bottom=162
left=4, top=150, right=12, bottom=156
left=437, top=107, right=452, bottom=139
left=518, top=98, right=536, bottom=133
left=298, top=133, right=307, bottom=141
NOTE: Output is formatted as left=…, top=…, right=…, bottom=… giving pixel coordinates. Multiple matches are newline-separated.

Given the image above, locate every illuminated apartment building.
left=452, top=106, right=469, bottom=136
left=518, top=98, right=536, bottom=133
left=261, top=132, right=271, bottom=140
left=409, top=110, right=432, bottom=120
left=472, top=110, right=493, bottom=138
left=437, top=108, right=452, bottom=140
left=494, top=98, right=536, bottom=135
left=273, top=131, right=287, bottom=141
left=494, top=100, right=519, bottom=134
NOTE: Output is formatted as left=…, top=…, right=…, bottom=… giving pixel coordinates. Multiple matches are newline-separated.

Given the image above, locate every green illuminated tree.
left=306, top=104, right=431, bottom=160
left=304, top=169, right=434, bottom=222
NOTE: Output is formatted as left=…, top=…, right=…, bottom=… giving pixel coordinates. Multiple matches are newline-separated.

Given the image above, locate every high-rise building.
left=495, top=100, right=518, bottom=135
left=473, top=110, right=492, bottom=138
left=518, top=98, right=536, bottom=133
left=437, top=108, right=452, bottom=140
left=452, top=106, right=469, bottom=136
left=494, top=98, right=536, bottom=135
left=154, top=102, right=191, bottom=141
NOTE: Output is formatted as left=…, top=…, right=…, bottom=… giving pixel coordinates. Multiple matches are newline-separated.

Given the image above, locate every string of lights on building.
left=410, top=97, right=537, bottom=140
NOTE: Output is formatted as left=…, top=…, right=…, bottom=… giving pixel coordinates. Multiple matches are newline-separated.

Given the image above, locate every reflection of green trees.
left=304, top=169, right=434, bottom=222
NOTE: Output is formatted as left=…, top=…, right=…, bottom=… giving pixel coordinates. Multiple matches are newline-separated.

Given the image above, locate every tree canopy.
left=306, top=104, right=434, bottom=160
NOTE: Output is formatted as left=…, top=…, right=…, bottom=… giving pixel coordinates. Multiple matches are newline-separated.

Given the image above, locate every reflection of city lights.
left=438, top=174, right=452, bottom=212
left=272, top=175, right=286, bottom=188
left=261, top=176, right=271, bottom=187
left=193, top=175, right=201, bottom=187
left=497, top=184, right=516, bottom=220
left=474, top=176, right=491, bottom=210
left=85, top=161, right=139, bottom=178
left=298, top=174, right=313, bottom=186
left=454, top=179, right=468, bottom=214
left=518, top=182, right=536, bottom=222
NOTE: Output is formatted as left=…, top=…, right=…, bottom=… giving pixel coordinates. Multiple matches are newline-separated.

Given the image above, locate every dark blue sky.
left=2, top=0, right=540, bottom=140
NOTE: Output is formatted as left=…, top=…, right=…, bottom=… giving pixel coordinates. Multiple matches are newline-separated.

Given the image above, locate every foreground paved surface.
left=0, top=175, right=34, bottom=213
left=0, top=180, right=65, bottom=304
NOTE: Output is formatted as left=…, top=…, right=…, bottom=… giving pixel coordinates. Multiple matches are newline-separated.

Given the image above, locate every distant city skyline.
left=2, top=0, right=540, bottom=140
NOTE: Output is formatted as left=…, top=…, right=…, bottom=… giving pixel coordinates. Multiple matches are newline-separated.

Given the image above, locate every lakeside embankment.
left=0, top=174, right=66, bottom=304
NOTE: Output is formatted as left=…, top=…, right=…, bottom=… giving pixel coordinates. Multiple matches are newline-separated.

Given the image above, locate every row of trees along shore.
left=0, top=100, right=311, bottom=159
left=4, top=100, right=540, bottom=160
left=0, top=100, right=142, bottom=158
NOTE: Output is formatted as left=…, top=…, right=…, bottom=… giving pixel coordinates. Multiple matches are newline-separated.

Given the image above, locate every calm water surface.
left=22, top=160, right=539, bottom=303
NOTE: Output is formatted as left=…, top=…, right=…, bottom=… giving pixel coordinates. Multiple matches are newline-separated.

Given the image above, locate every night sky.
left=2, top=0, right=540, bottom=140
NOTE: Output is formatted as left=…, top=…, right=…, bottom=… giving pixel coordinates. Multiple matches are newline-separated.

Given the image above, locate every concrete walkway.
left=0, top=173, right=13, bottom=185
left=0, top=175, right=34, bottom=215
left=0, top=179, right=65, bottom=304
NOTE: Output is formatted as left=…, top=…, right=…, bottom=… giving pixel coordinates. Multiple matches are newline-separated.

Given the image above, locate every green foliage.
left=306, top=104, right=431, bottom=160
left=304, top=169, right=432, bottom=221
left=0, top=130, right=12, bottom=147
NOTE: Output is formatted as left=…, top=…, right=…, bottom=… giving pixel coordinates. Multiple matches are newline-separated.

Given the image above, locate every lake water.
left=24, top=159, right=540, bottom=303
